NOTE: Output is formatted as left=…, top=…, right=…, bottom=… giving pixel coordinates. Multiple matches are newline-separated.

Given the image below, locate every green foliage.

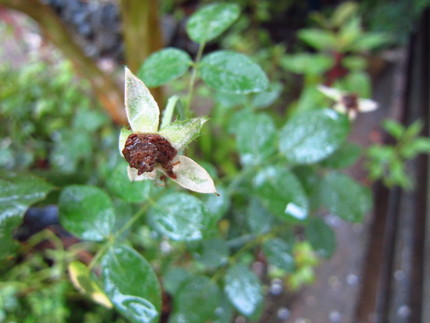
left=186, top=3, right=240, bottom=44
left=138, top=48, right=192, bottom=87
left=0, top=172, right=53, bottom=259
left=3, top=2, right=426, bottom=323
left=366, top=120, right=430, bottom=188
left=199, top=51, right=269, bottom=93
left=101, top=245, right=161, bottom=323
left=59, top=185, right=115, bottom=241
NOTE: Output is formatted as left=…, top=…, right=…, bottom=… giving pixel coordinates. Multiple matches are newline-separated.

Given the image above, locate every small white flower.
left=118, top=67, right=217, bottom=194
left=317, top=85, right=378, bottom=119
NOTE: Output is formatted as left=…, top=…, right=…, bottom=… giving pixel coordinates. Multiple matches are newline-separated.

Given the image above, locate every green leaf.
left=51, top=129, right=92, bottom=174
left=320, top=143, right=361, bottom=169
left=253, top=166, right=309, bottom=221
left=246, top=198, right=276, bottom=234
left=200, top=51, right=269, bottom=94
left=342, top=56, right=367, bottom=71
left=280, top=54, right=333, bottom=75
left=149, top=192, right=213, bottom=241
left=235, top=112, right=277, bottom=167
left=138, top=48, right=192, bottom=87
left=125, top=67, right=160, bottom=133
left=298, top=29, right=337, bottom=50
left=194, top=238, right=229, bottom=269
left=68, top=261, right=112, bottom=308
left=106, top=162, right=153, bottom=203
left=202, top=186, right=230, bottom=220
left=171, top=276, right=221, bottom=323
left=224, top=264, right=263, bottom=317
left=351, top=33, right=390, bottom=51
left=279, top=109, right=350, bottom=164
left=382, top=119, right=404, bottom=139
left=263, top=238, right=295, bottom=272
left=306, top=217, right=336, bottom=258
left=0, top=172, right=53, bottom=258
left=59, top=185, right=115, bottom=241
left=163, top=266, right=192, bottom=295
left=186, top=3, right=240, bottom=43
left=158, top=117, right=207, bottom=151
left=101, top=245, right=161, bottom=323
left=401, top=137, right=430, bottom=158
left=251, top=82, right=282, bottom=108
left=344, top=71, right=371, bottom=97
left=321, top=172, right=372, bottom=222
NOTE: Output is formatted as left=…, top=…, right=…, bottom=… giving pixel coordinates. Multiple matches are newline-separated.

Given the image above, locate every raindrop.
left=397, top=305, right=411, bottom=318
left=160, top=240, right=171, bottom=253
left=277, top=307, right=290, bottom=320
left=270, top=279, right=283, bottom=296
left=394, top=270, right=405, bottom=281
left=346, top=274, right=359, bottom=286
left=329, top=310, right=341, bottom=322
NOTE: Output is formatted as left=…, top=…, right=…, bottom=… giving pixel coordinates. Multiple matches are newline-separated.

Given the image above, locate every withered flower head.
left=119, top=67, right=217, bottom=194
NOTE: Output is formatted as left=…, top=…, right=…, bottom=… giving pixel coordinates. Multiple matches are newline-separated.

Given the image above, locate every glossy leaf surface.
left=101, top=245, right=161, bottom=323
left=253, top=166, right=309, bottom=221
left=263, top=238, right=295, bottom=272
left=59, top=185, right=115, bottom=241
left=186, top=3, right=240, bottom=43
left=200, top=51, right=269, bottom=94
left=149, top=192, right=212, bottom=241
left=279, top=109, right=350, bottom=164
left=0, top=172, right=53, bottom=258
left=139, top=48, right=192, bottom=87
left=224, top=264, right=263, bottom=317
left=321, top=172, right=372, bottom=222
left=306, top=217, right=336, bottom=258
left=171, top=275, right=221, bottom=323
left=235, top=112, right=277, bottom=167
left=106, top=162, right=153, bottom=203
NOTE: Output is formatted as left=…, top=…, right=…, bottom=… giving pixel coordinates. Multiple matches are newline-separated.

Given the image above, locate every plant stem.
left=186, top=42, right=206, bottom=116
left=88, top=199, right=156, bottom=270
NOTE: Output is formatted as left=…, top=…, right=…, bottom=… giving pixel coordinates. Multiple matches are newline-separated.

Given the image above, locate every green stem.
left=88, top=199, right=156, bottom=270
left=186, top=42, right=206, bottom=116
left=161, top=95, right=180, bottom=128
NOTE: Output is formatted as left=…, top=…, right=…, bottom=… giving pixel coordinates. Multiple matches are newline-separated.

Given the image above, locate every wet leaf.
left=224, top=264, right=263, bottom=317
left=106, top=162, right=153, bottom=203
left=194, top=238, right=229, bottom=269
left=68, top=261, right=112, bottom=308
left=149, top=192, right=213, bottom=241
left=101, top=245, right=161, bottom=323
left=306, top=217, right=336, bottom=258
left=186, top=3, right=240, bottom=43
left=263, top=238, right=295, bottom=272
left=321, top=172, right=372, bottom=222
left=125, top=67, right=159, bottom=133
left=246, top=198, right=276, bottom=234
left=320, top=143, right=361, bottom=169
left=0, top=172, right=53, bottom=258
left=170, top=276, right=221, bottom=323
left=200, top=51, right=269, bottom=94
left=279, top=109, right=350, bottom=164
left=139, top=48, right=192, bottom=87
left=59, top=185, right=115, bottom=241
left=163, top=266, right=192, bottom=295
left=235, top=112, right=277, bottom=167
left=253, top=166, right=309, bottom=222
left=251, top=82, right=282, bottom=108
